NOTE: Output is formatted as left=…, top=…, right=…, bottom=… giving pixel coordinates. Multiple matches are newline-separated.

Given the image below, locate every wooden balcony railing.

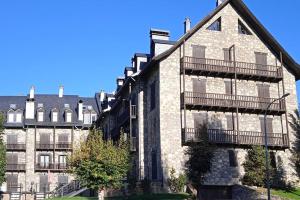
left=6, top=143, right=26, bottom=151
left=6, top=163, right=26, bottom=172
left=35, top=163, right=68, bottom=171
left=181, top=56, right=283, bottom=82
left=36, top=143, right=54, bottom=150
left=55, top=142, right=72, bottom=150
left=183, top=128, right=288, bottom=147
left=183, top=92, right=285, bottom=115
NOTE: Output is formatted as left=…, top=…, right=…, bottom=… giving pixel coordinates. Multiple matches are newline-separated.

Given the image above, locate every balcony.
left=36, top=143, right=54, bottom=150
left=182, top=92, right=285, bottom=115
left=6, top=143, right=26, bottom=151
left=183, top=128, right=288, bottom=148
left=35, top=163, right=67, bottom=171
left=181, top=57, right=283, bottom=82
left=6, top=163, right=26, bottom=172
left=55, top=142, right=72, bottom=151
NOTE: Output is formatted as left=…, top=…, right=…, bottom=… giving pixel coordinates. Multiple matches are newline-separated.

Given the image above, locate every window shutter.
left=192, top=79, right=206, bottom=94
left=7, top=135, right=17, bottom=144
left=7, top=174, right=18, bottom=192
left=228, top=150, right=238, bottom=167
left=58, top=134, right=68, bottom=143
left=224, top=81, right=232, bottom=95
left=192, top=45, right=206, bottom=59
left=255, top=53, right=267, bottom=73
left=193, top=113, right=207, bottom=129
left=39, top=175, right=49, bottom=192
left=260, top=117, right=265, bottom=134
left=223, top=49, right=231, bottom=61
left=40, top=134, right=50, bottom=144
left=267, top=118, right=273, bottom=134
left=226, top=115, right=234, bottom=130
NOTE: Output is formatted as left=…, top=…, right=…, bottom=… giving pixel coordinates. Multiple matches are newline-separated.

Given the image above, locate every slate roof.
left=0, top=94, right=101, bottom=127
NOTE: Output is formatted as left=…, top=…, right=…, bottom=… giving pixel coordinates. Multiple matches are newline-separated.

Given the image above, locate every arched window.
left=37, top=108, right=44, bottom=122
left=65, top=109, right=72, bottom=123
left=51, top=108, right=59, bottom=122
left=7, top=109, right=15, bottom=123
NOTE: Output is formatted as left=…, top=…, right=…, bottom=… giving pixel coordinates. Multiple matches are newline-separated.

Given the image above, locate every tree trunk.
left=98, top=189, right=104, bottom=200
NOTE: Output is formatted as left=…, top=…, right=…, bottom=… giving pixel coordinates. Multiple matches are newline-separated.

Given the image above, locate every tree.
left=68, top=128, right=131, bottom=200
left=242, top=146, right=274, bottom=187
left=0, top=113, right=6, bottom=185
left=289, top=109, right=300, bottom=178
left=184, top=124, right=216, bottom=198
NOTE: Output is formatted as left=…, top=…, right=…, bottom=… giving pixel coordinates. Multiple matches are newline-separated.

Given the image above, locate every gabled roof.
left=141, top=0, right=300, bottom=79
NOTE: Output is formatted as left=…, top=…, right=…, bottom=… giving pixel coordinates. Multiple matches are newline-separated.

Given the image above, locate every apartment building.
left=0, top=86, right=101, bottom=198
left=98, top=0, right=300, bottom=191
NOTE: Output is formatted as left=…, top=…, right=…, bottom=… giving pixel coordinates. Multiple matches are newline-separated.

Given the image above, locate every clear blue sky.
left=0, top=0, right=299, bottom=99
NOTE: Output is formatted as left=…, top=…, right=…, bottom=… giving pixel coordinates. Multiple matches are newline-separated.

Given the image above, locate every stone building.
left=98, top=0, right=300, bottom=193
left=0, top=86, right=101, bottom=198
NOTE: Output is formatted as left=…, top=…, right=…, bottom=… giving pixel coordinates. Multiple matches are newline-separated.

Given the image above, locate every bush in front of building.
left=167, top=168, right=187, bottom=193
left=289, top=110, right=300, bottom=179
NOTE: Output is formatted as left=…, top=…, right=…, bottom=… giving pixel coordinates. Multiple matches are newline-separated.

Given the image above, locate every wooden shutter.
left=192, top=79, right=206, bottom=94
left=255, top=52, right=267, bottom=75
left=58, top=134, right=68, bottom=143
left=40, top=133, right=50, bottom=144
left=267, top=118, right=273, bottom=134
left=223, top=49, right=231, bottom=61
left=192, top=45, right=206, bottom=58
left=7, top=135, right=17, bottom=144
left=7, top=174, right=18, bottom=192
left=193, top=113, right=207, bottom=129
left=6, top=153, right=18, bottom=164
left=39, top=175, right=49, bottom=192
left=224, top=81, right=232, bottom=95
left=226, top=115, right=234, bottom=130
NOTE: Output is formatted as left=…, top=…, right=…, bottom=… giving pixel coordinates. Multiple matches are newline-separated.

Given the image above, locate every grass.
left=271, top=188, right=300, bottom=200
left=48, top=193, right=191, bottom=200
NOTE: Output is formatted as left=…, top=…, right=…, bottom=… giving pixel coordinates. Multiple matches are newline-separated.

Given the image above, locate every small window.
left=150, top=82, right=156, bottom=111
left=228, top=150, right=238, bottom=167
left=15, top=113, right=22, bottom=123
left=207, top=17, right=221, bottom=31
left=52, top=111, right=58, bottom=122
left=37, top=111, right=44, bottom=122
left=7, top=111, right=14, bottom=123
left=65, top=112, right=72, bottom=123
left=83, top=112, right=91, bottom=124
left=238, top=20, right=252, bottom=35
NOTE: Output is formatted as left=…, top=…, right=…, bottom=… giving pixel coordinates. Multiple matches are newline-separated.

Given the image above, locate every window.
left=91, top=114, right=97, bottom=123
left=37, top=110, right=44, bottom=122
left=7, top=110, right=14, bottom=123
left=39, top=175, right=49, bottom=192
left=59, top=155, right=67, bottom=169
left=83, top=111, right=91, bottom=124
left=6, top=174, right=18, bottom=192
left=150, top=82, right=156, bottom=111
left=226, top=115, right=235, bottom=130
left=52, top=110, right=58, bottom=122
left=65, top=111, right=72, bottom=123
left=224, top=81, right=233, bottom=95
left=58, top=134, right=69, bottom=148
left=7, top=135, right=17, bottom=145
left=207, top=17, right=221, bottom=31
left=238, top=20, right=252, bottom=35
left=39, top=154, right=50, bottom=168
left=151, top=151, right=158, bottom=180
left=228, top=150, right=238, bottom=167
left=223, top=48, right=231, bottom=61
left=15, top=113, right=22, bottom=123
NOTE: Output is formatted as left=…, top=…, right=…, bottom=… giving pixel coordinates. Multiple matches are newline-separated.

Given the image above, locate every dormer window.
left=7, top=110, right=15, bottom=123
left=52, top=109, right=59, bottom=122
left=83, top=106, right=97, bottom=124
left=65, top=110, right=72, bottom=123
left=15, top=110, right=23, bottom=123
left=37, top=109, right=44, bottom=122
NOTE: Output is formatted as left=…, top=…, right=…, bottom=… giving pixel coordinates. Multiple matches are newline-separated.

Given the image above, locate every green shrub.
left=168, top=168, right=187, bottom=193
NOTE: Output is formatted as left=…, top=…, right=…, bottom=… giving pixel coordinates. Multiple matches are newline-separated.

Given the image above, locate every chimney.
left=78, top=100, right=83, bottom=121
left=150, top=29, right=170, bottom=41
left=184, top=18, right=191, bottom=33
left=100, top=90, right=105, bottom=102
left=216, top=0, right=225, bottom=7
left=59, top=86, right=64, bottom=98
left=29, top=86, right=35, bottom=99
left=117, top=77, right=124, bottom=90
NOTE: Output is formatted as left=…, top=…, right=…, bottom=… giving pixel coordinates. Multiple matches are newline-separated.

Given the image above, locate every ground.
left=272, top=188, right=300, bottom=200
left=49, top=193, right=191, bottom=200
